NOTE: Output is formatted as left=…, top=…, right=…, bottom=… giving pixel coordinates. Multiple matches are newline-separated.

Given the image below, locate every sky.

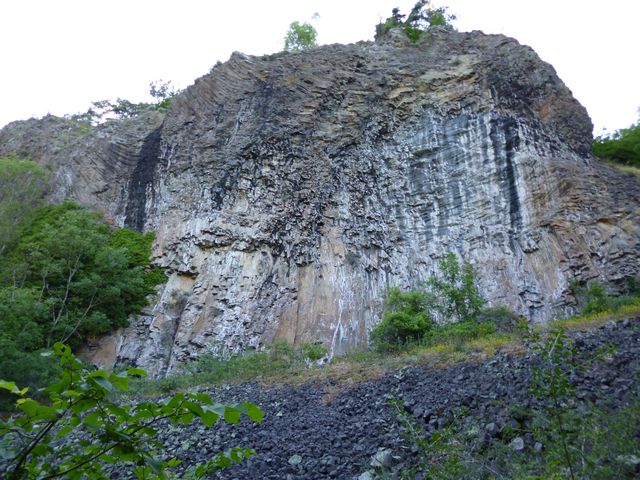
left=0, top=0, right=638, bottom=135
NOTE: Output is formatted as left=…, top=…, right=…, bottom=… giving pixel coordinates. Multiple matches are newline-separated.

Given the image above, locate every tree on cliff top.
left=284, top=20, right=318, bottom=51
left=592, top=114, right=640, bottom=167
left=377, top=1, right=456, bottom=42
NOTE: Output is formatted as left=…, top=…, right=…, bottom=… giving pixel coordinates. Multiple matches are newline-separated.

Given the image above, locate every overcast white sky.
left=1, top=0, right=638, bottom=134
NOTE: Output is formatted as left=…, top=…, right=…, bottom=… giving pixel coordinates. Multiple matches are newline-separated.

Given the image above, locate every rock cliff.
left=1, top=29, right=638, bottom=375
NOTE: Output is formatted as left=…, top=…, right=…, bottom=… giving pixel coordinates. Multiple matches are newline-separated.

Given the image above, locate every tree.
left=592, top=115, right=640, bottom=167
left=426, top=252, right=485, bottom=323
left=0, top=157, right=49, bottom=254
left=82, top=80, right=179, bottom=124
left=0, top=201, right=166, bottom=406
left=0, top=343, right=262, bottom=479
left=284, top=21, right=318, bottom=51
left=377, top=1, right=456, bottom=42
left=370, top=287, right=434, bottom=351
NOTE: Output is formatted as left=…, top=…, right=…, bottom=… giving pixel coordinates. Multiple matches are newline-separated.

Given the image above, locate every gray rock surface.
left=1, top=29, right=638, bottom=374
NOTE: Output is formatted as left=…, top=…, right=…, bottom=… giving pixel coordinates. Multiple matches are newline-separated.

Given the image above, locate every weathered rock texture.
left=1, top=29, right=639, bottom=375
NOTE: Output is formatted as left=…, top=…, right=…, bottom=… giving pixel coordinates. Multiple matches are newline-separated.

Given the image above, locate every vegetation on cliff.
left=0, top=161, right=166, bottom=408
left=592, top=116, right=640, bottom=168
left=371, top=253, right=486, bottom=352
left=376, top=0, right=456, bottom=42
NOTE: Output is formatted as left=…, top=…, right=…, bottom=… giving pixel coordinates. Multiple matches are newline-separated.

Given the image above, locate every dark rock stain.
left=124, top=126, right=162, bottom=231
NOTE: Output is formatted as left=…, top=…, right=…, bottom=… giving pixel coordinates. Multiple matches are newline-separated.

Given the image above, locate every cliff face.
left=1, top=29, right=638, bottom=375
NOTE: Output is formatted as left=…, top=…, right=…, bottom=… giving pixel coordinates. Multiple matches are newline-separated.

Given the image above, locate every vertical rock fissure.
left=125, top=126, right=162, bottom=231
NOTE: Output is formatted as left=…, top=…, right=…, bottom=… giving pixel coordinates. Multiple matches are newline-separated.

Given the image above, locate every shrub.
left=477, top=306, right=524, bottom=333
left=301, top=342, right=328, bottom=363
left=572, top=278, right=640, bottom=315
left=370, top=254, right=485, bottom=351
left=370, top=288, right=434, bottom=352
left=0, top=156, right=49, bottom=254
left=592, top=118, right=640, bottom=167
left=425, top=320, right=497, bottom=346
left=0, top=343, right=262, bottom=479
left=284, top=21, right=318, bottom=52
left=0, top=201, right=166, bottom=407
left=426, top=253, right=485, bottom=323
left=376, top=0, right=456, bottom=42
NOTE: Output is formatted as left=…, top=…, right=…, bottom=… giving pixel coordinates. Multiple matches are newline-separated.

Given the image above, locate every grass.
left=127, top=301, right=640, bottom=399
left=605, top=160, right=640, bottom=179
left=549, top=301, right=640, bottom=331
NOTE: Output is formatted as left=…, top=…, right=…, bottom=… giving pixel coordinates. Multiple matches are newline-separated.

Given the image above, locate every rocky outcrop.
left=1, top=29, right=638, bottom=374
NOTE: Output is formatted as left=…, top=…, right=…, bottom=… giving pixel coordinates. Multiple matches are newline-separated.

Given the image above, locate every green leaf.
left=184, top=400, right=204, bottom=417
left=180, top=412, right=195, bottom=425
left=17, top=398, right=39, bottom=417
left=167, top=392, right=185, bottom=409
left=83, top=412, right=104, bottom=428
left=90, top=376, right=113, bottom=393
left=193, top=392, right=214, bottom=405
left=56, top=425, right=74, bottom=438
left=241, top=402, right=264, bottom=423
left=72, top=398, right=98, bottom=414
left=201, top=410, right=220, bottom=428
left=53, top=343, right=72, bottom=356
left=223, top=406, right=242, bottom=425
left=127, top=367, right=147, bottom=378
left=109, top=373, right=129, bottom=391
left=0, top=380, right=22, bottom=395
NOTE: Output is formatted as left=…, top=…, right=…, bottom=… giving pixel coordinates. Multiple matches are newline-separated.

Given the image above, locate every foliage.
left=370, top=287, right=434, bottom=352
left=0, top=201, right=165, bottom=407
left=301, top=342, right=328, bottom=362
left=389, top=399, right=463, bottom=479
left=0, top=157, right=49, bottom=254
left=377, top=0, right=456, bottom=42
left=370, top=254, right=485, bottom=352
left=81, top=80, right=179, bottom=124
left=424, top=320, right=496, bottom=348
left=0, top=343, right=262, bottom=479
left=592, top=117, right=640, bottom=167
left=389, top=323, right=640, bottom=479
left=476, top=305, right=525, bottom=333
left=527, top=328, right=579, bottom=479
left=572, top=278, right=640, bottom=315
left=426, top=252, right=485, bottom=323
left=148, top=80, right=177, bottom=113
left=135, top=340, right=328, bottom=396
left=284, top=21, right=318, bottom=51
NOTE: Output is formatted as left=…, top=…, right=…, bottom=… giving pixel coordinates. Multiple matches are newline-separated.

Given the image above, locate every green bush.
left=0, top=156, right=49, bottom=254
left=283, top=21, right=318, bottom=52
left=0, top=343, right=262, bottom=479
left=301, top=342, right=328, bottom=362
left=376, top=0, right=456, bottom=43
left=425, top=320, right=497, bottom=346
left=426, top=253, right=485, bottom=323
left=370, top=288, right=434, bottom=352
left=477, top=306, right=524, bottom=333
left=370, top=254, right=486, bottom=352
left=572, top=279, right=640, bottom=315
left=592, top=119, right=640, bottom=167
left=0, top=201, right=166, bottom=407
